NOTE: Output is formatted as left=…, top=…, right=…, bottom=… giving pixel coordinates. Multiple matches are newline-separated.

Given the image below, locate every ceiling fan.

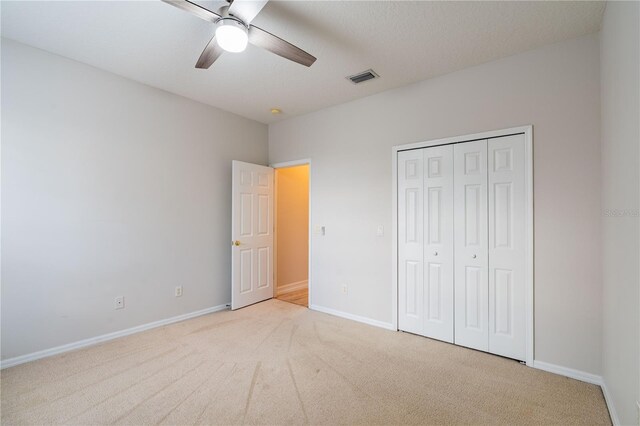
left=162, top=0, right=317, bottom=69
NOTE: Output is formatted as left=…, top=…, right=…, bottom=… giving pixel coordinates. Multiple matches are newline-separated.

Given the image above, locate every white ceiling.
left=1, top=1, right=605, bottom=124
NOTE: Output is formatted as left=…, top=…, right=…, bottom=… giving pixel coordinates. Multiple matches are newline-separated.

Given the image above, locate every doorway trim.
left=391, top=125, right=534, bottom=366
left=270, top=158, right=312, bottom=308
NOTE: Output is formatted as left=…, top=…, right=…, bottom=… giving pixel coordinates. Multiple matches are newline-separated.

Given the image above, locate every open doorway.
left=274, top=163, right=309, bottom=307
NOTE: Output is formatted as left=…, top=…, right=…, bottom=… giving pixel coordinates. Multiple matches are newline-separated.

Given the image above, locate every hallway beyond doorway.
left=274, top=163, right=310, bottom=308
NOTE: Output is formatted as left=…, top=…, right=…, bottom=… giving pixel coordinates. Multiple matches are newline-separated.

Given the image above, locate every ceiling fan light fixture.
left=215, top=18, right=248, bottom=53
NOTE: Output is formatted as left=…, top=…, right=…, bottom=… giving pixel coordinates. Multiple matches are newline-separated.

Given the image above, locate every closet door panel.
left=398, top=150, right=424, bottom=335
left=454, top=140, right=489, bottom=351
left=423, top=145, right=454, bottom=342
left=488, top=135, right=526, bottom=360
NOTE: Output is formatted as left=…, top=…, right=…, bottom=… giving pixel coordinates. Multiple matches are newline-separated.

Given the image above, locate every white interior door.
left=231, top=160, right=274, bottom=310
left=398, top=150, right=424, bottom=335
left=423, top=145, right=454, bottom=342
left=454, top=140, right=489, bottom=351
left=488, top=134, right=526, bottom=360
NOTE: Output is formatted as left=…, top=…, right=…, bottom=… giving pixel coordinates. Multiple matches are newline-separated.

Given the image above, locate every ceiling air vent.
left=347, top=69, right=379, bottom=84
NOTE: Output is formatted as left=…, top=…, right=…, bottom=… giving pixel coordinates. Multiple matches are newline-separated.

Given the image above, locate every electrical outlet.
left=175, top=286, right=183, bottom=297
left=115, top=296, right=124, bottom=310
left=342, top=284, right=348, bottom=294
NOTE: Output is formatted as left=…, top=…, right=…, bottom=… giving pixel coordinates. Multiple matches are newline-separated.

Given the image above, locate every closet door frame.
left=391, top=125, right=534, bottom=366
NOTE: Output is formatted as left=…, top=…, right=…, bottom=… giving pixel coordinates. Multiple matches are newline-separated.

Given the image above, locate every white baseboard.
left=276, top=280, right=308, bottom=296
left=0, top=303, right=229, bottom=370
left=533, top=360, right=620, bottom=425
left=310, top=304, right=396, bottom=331
left=532, top=360, right=603, bottom=385
left=600, top=381, right=621, bottom=426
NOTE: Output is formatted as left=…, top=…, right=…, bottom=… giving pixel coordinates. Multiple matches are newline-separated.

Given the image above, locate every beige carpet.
left=1, top=299, right=610, bottom=425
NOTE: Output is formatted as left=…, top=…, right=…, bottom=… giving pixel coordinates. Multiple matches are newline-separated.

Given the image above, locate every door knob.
left=472, top=254, right=477, bottom=259
left=434, top=251, right=438, bottom=256
left=233, top=240, right=241, bottom=246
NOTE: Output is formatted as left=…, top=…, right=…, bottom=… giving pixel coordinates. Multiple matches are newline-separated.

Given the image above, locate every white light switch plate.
left=376, top=225, right=384, bottom=236
left=313, top=225, right=325, bottom=236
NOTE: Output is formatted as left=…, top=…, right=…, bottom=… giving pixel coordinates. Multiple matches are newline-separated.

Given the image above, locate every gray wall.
left=269, top=34, right=603, bottom=375
left=1, top=39, right=268, bottom=360
left=600, top=2, right=640, bottom=424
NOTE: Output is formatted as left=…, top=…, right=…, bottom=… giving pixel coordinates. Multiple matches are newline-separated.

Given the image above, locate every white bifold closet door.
left=487, top=134, right=526, bottom=360
left=398, top=149, right=424, bottom=335
left=453, top=136, right=526, bottom=358
left=398, top=133, right=527, bottom=361
left=453, top=140, right=489, bottom=352
left=398, top=146, right=454, bottom=342
left=423, top=145, right=454, bottom=342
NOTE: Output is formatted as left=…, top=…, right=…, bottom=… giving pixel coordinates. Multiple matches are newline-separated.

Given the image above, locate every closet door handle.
left=434, top=251, right=438, bottom=256
left=472, top=254, right=477, bottom=259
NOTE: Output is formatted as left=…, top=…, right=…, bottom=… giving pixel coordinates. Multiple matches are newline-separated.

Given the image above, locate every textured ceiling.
left=1, top=1, right=605, bottom=124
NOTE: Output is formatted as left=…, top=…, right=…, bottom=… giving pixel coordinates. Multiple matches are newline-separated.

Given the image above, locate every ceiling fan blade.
left=248, top=25, right=316, bottom=67
left=196, top=36, right=224, bottom=69
left=228, top=0, right=268, bottom=24
left=161, top=0, right=220, bottom=23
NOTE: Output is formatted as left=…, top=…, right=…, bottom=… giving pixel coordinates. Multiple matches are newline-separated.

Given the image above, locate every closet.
left=398, top=133, right=528, bottom=361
